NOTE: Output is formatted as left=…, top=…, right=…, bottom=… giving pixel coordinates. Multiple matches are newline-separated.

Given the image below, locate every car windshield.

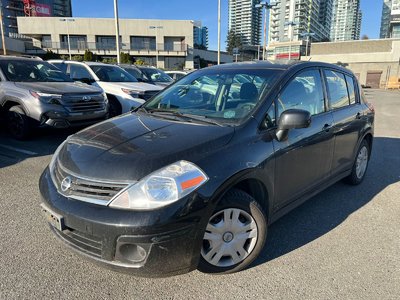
left=0, top=60, right=73, bottom=82
left=122, top=67, right=143, bottom=80
left=144, top=68, right=283, bottom=125
left=90, top=65, right=138, bottom=82
left=140, top=68, right=173, bottom=83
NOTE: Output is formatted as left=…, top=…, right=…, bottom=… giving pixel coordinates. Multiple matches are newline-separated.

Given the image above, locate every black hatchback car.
left=39, top=61, right=374, bottom=277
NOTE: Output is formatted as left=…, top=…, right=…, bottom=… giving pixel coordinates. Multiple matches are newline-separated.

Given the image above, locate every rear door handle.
left=323, top=123, right=332, bottom=132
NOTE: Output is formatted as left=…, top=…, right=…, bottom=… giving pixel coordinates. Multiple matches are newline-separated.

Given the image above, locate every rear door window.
left=324, top=70, right=350, bottom=109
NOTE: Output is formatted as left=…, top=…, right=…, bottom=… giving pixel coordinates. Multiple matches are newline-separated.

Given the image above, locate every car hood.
left=58, top=113, right=235, bottom=181
left=98, top=81, right=163, bottom=92
left=14, top=82, right=102, bottom=94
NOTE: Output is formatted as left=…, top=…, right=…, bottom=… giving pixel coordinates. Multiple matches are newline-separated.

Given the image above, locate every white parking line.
left=0, top=144, right=38, bottom=156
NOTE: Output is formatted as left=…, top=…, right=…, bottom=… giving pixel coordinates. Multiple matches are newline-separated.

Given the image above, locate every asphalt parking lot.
left=0, top=89, right=399, bottom=300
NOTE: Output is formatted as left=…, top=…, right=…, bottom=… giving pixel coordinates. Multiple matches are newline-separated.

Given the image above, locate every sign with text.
left=35, top=3, right=51, bottom=16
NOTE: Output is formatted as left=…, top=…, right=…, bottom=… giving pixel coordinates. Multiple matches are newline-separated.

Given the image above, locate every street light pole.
left=217, top=0, right=221, bottom=65
left=0, top=3, right=6, bottom=55
left=255, top=1, right=277, bottom=60
left=149, top=26, right=163, bottom=68
left=60, top=18, right=75, bottom=60
left=114, top=0, right=121, bottom=64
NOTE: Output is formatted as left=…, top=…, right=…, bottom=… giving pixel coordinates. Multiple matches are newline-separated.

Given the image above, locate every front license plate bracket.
left=40, top=203, right=65, bottom=231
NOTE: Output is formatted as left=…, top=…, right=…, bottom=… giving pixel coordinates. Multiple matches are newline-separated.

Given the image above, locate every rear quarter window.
left=345, top=75, right=356, bottom=105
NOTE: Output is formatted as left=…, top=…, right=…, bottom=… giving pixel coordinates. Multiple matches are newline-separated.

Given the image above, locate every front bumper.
left=40, top=110, right=108, bottom=129
left=39, top=168, right=207, bottom=277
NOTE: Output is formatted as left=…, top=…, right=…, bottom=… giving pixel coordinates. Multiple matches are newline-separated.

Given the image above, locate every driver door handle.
left=323, top=123, right=332, bottom=132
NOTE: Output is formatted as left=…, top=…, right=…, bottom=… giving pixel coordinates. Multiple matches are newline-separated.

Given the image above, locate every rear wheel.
left=7, top=105, right=33, bottom=140
left=198, top=189, right=267, bottom=274
left=344, top=139, right=370, bottom=185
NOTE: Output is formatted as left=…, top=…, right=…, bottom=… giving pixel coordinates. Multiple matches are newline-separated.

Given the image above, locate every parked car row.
left=0, top=56, right=176, bottom=139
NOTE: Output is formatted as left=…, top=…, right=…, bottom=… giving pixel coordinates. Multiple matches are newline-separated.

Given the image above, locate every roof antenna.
left=308, top=57, right=312, bottom=61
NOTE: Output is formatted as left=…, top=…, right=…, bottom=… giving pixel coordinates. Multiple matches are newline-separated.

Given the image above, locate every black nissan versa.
left=39, top=61, right=374, bottom=277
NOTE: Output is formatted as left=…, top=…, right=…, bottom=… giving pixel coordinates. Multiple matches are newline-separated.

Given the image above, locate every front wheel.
left=344, top=139, right=370, bottom=185
left=198, top=189, right=267, bottom=274
left=7, top=105, right=33, bottom=140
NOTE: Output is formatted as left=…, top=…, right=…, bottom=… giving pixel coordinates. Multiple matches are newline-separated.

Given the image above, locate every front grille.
left=55, top=228, right=102, bottom=258
left=141, top=90, right=159, bottom=101
left=62, top=93, right=107, bottom=113
left=52, top=160, right=130, bottom=205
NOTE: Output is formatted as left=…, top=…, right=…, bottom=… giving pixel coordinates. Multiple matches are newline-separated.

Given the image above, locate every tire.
left=107, top=96, right=122, bottom=118
left=198, top=189, right=267, bottom=274
left=344, top=139, right=370, bottom=185
left=7, top=105, right=32, bottom=140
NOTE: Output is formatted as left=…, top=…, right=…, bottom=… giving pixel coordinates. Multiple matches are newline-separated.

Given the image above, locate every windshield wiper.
left=178, top=113, right=223, bottom=126
left=144, top=108, right=223, bottom=126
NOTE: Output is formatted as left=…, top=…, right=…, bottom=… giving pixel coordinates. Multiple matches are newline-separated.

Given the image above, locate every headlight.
left=31, top=91, right=62, bottom=104
left=121, top=88, right=144, bottom=99
left=109, top=160, right=208, bottom=210
left=49, top=139, right=68, bottom=179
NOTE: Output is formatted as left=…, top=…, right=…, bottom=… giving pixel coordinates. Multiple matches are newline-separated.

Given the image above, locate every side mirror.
left=276, top=109, right=311, bottom=141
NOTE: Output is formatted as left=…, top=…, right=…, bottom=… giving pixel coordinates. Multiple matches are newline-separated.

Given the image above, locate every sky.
left=71, top=0, right=382, bottom=51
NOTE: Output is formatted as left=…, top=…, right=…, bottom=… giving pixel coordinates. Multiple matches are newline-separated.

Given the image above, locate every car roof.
left=118, top=64, right=139, bottom=69
left=47, top=60, right=116, bottom=67
left=0, top=55, right=43, bottom=61
left=206, top=60, right=351, bottom=74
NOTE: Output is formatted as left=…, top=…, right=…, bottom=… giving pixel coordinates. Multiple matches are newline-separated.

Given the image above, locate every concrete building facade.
left=228, top=0, right=262, bottom=46
left=330, top=0, right=362, bottom=41
left=303, top=39, right=400, bottom=88
left=17, top=17, right=195, bottom=69
left=1, top=0, right=71, bottom=37
left=268, top=0, right=333, bottom=43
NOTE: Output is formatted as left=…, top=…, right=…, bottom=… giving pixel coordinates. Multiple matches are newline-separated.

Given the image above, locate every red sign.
left=276, top=53, right=300, bottom=60
left=23, top=1, right=51, bottom=17
left=35, top=3, right=51, bottom=16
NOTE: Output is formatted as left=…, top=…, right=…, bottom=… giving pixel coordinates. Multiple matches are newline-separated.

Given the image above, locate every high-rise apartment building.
left=268, top=0, right=332, bottom=43
left=380, top=0, right=400, bottom=38
left=1, top=0, right=72, bottom=37
left=380, top=0, right=392, bottom=38
left=193, top=21, right=209, bottom=49
left=228, top=0, right=262, bottom=45
left=330, top=0, right=362, bottom=41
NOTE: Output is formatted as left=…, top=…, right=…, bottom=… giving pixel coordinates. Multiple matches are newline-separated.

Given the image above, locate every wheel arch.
left=1, top=99, right=28, bottom=116
left=209, top=170, right=273, bottom=221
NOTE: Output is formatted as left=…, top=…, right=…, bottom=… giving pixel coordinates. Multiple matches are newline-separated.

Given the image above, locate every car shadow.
left=0, top=124, right=77, bottom=169
left=251, top=136, right=400, bottom=268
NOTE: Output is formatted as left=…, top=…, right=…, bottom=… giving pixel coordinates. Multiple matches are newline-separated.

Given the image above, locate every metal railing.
left=34, top=41, right=188, bottom=53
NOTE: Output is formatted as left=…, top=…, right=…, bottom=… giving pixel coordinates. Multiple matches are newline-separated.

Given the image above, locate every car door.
left=272, top=69, right=335, bottom=210
left=323, top=70, right=364, bottom=176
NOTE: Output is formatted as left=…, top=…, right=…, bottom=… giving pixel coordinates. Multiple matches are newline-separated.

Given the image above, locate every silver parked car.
left=0, top=56, right=108, bottom=139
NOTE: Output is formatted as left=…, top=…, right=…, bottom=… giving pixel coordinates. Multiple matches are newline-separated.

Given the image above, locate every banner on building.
left=23, top=1, right=52, bottom=17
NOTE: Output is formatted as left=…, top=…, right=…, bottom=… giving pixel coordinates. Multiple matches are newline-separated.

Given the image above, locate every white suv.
left=48, top=60, right=162, bottom=116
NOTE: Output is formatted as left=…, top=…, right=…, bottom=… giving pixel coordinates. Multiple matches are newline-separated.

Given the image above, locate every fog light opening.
left=118, top=243, right=147, bottom=263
